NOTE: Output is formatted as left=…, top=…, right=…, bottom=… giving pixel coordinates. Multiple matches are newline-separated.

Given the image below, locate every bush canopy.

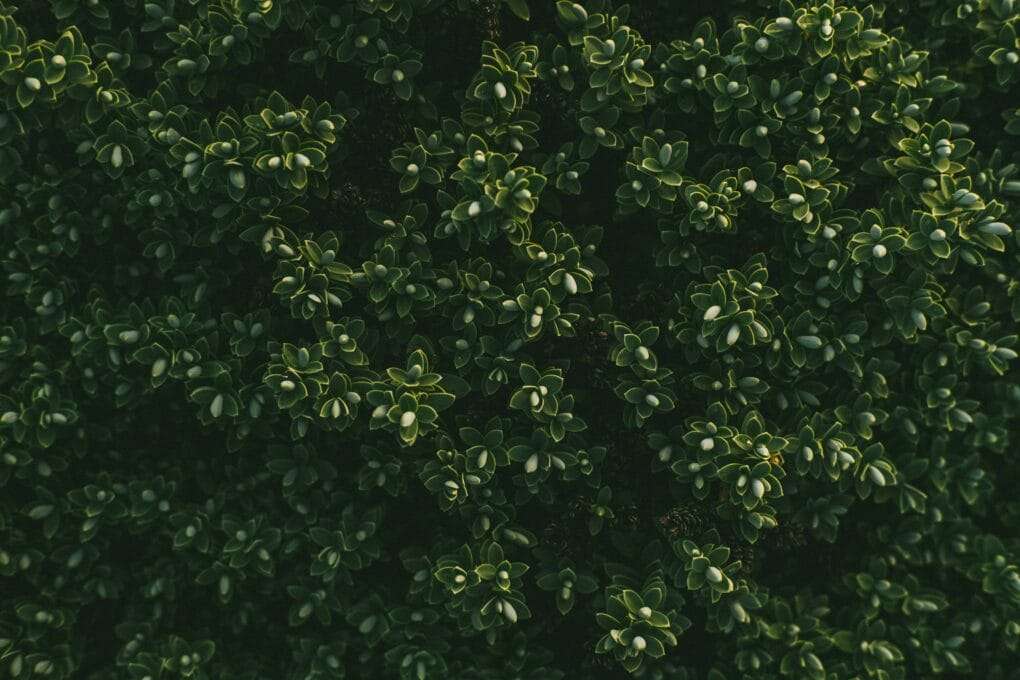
left=1, top=0, right=1020, bottom=679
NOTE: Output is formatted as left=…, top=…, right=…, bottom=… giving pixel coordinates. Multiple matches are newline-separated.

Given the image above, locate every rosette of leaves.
left=268, top=231, right=353, bottom=319
left=682, top=274, right=772, bottom=353
left=163, top=39, right=215, bottom=97
left=331, top=14, right=383, bottom=64
left=974, top=20, right=1020, bottom=87
left=439, top=323, right=481, bottom=370
left=67, top=482, right=126, bottom=542
left=681, top=180, right=739, bottom=232
left=518, top=222, right=597, bottom=296
left=733, top=19, right=785, bottom=64
left=246, top=91, right=308, bottom=138
left=434, top=541, right=531, bottom=629
left=919, top=175, right=987, bottom=219
left=390, top=142, right=442, bottom=194
left=635, top=137, right=687, bottom=189
left=321, top=316, right=370, bottom=367
left=371, top=48, right=423, bottom=101
left=309, top=506, right=383, bottom=579
left=595, top=573, right=687, bottom=673
left=93, top=119, right=145, bottom=179
left=264, top=342, right=328, bottom=417
left=287, top=585, right=341, bottom=627
left=707, top=68, right=755, bottom=121
left=220, top=311, right=267, bottom=358
left=315, top=371, right=374, bottom=431
left=961, top=215, right=1014, bottom=254
left=441, top=260, right=504, bottom=330
left=850, top=442, right=897, bottom=499
left=894, top=120, right=975, bottom=177
left=217, top=514, right=282, bottom=577
left=385, top=265, right=433, bottom=321
left=367, top=200, right=433, bottom=263
left=446, top=151, right=508, bottom=242
left=615, top=370, right=677, bottom=427
left=676, top=538, right=740, bottom=602
left=356, top=244, right=405, bottom=307
left=195, top=127, right=259, bottom=202
left=724, top=105, right=781, bottom=159
left=578, top=105, right=622, bottom=158
left=587, top=486, right=615, bottom=535
left=536, top=566, right=598, bottom=615
left=582, top=22, right=653, bottom=104
left=500, top=285, right=575, bottom=340
left=301, top=97, right=347, bottom=145
left=487, top=163, right=548, bottom=234
left=507, top=427, right=575, bottom=490
left=793, top=1, right=866, bottom=59
left=871, top=83, right=929, bottom=133
left=186, top=364, right=242, bottom=425
left=540, top=142, right=588, bottom=194
left=384, top=644, right=449, bottom=680
left=21, top=27, right=97, bottom=110
left=159, top=637, right=217, bottom=679
left=610, top=321, right=660, bottom=372
left=254, top=130, right=329, bottom=192
left=555, top=1, right=604, bottom=47
left=473, top=335, right=525, bottom=395
left=421, top=447, right=474, bottom=512
left=456, top=417, right=510, bottom=480
left=469, top=41, right=539, bottom=114
left=509, top=363, right=563, bottom=418
left=849, top=209, right=908, bottom=275
left=718, top=455, right=784, bottom=514
left=266, top=443, right=338, bottom=503
left=536, top=41, right=577, bottom=91
left=356, top=444, right=405, bottom=497
left=367, top=350, right=457, bottom=445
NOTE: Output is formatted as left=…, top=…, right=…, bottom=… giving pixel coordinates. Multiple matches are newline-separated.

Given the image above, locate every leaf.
left=621, top=589, right=643, bottom=611
left=505, top=0, right=530, bottom=20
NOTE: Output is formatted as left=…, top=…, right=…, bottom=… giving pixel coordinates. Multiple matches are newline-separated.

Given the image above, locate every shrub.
left=1, top=0, right=1019, bottom=678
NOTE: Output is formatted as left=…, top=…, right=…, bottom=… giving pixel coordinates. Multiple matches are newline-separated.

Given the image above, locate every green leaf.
left=505, top=0, right=530, bottom=20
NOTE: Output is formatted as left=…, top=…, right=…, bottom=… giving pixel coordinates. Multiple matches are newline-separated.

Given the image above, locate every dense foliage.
left=2, top=0, right=1020, bottom=678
